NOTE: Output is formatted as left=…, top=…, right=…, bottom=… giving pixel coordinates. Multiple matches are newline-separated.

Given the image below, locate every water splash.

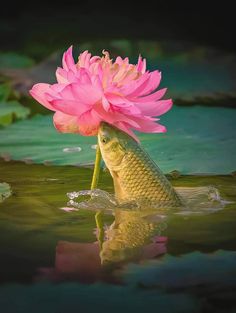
left=66, top=185, right=232, bottom=216
left=67, top=189, right=117, bottom=212
left=175, top=186, right=233, bottom=215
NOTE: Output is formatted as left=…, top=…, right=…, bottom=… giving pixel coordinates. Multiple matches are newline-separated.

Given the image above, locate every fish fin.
left=110, top=170, right=126, bottom=202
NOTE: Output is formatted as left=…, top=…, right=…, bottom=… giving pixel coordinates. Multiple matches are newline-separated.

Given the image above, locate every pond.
left=0, top=40, right=236, bottom=312
left=0, top=159, right=236, bottom=312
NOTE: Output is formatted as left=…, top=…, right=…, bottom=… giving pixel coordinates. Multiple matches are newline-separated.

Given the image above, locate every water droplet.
left=63, top=147, right=82, bottom=153
left=60, top=207, right=79, bottom=212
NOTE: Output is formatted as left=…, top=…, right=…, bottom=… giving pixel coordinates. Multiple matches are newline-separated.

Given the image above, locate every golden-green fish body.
left=98, top=122, right=181, bottom=206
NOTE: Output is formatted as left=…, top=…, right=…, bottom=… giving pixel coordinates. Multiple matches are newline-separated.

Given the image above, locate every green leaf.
left=0, top=100, right=30, bottom=126
left=0, top=52, right=35, bottom=69
left=0, top=84, right=11, bottom=101
left=0, top=114, right=97, bottom=166
left=0, top=182, right=12, bottom=203
left=0, top=106, right=235, bottom=174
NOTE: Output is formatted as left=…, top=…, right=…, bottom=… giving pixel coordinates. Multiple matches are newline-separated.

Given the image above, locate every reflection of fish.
left=100, top=209, right=167, bottom=264
left=98, top=122, right=181, bottom=206
left=35, top=211, right=167, bottom=281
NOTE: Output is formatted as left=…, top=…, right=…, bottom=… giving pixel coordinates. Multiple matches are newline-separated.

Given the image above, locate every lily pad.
left=0, top=182, right=12, bottom=202
left=0, top=100, right=30, bottom=126
left=0, top=106, right=235, bottom=174
left=0, top=84, right=11, bottom=101
left=0, top=52, right=35, bottom=69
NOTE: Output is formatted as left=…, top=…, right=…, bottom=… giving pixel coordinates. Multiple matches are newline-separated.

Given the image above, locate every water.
left=66, top=185, right=231, bottom=214
left=0, top=159, right=236, bottom=312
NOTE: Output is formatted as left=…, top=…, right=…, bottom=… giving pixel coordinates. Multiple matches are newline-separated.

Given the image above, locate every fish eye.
left=101, top=136, right=109, bottom=144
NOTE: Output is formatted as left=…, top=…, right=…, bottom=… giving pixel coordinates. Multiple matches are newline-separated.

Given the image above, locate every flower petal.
left=134, top=88, right=167, bottom=103
left=78, top=50, right=92, bottom=68
left=114, top=121, right=140, bottom=142
left=53, top=111, right=80, bottom=133
left=56, top=67, right=68, bottom=84
left=136, top=55, right=146, bottom=74
left=50, top=99, right=89, bottom=116
left=135, top=99, right=173, bottom=116
left=139, top=71, right=162, bottom=96
left=134, top=120, right=167, bottom=133
left=62, top=46, right=76, bottom=72
left=94, top=103, right=141, bottom=129
left=69, top=84, right=102, bottom=105
left=77, top=110, right=101, bottom=136
left=29, top=83, right=55, bottom=111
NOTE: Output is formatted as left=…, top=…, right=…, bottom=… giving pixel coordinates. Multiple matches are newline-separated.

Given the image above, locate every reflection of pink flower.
left=30, top=47, right=172, bottom=141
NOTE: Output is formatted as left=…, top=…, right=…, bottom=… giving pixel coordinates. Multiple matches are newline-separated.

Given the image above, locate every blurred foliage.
left=0, top=83, right=30, bottom=126
left=1, top=39, right=236, bottom=104
left=0, top=52, right=35, bottom=69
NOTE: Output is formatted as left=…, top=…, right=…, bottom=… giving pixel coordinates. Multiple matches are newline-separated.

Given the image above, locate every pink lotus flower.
left=30, top=47, right=172, bottom=141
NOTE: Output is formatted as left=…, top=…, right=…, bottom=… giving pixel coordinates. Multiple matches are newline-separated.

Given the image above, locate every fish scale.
left=98, top=122, right=182, bottom=206
left=118, top=146, right=180, bottom=205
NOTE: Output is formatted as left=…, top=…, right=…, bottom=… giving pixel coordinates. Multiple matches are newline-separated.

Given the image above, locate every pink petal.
left=120, top=72, right=151, bottom=97
left=77, top=68, right=92, bottom=84
left=139, top=71, right=162, bottom=96
left=91, top=75, right=103, bottom=90
left=62, top=46, right=76, bottom=72
left=69, top=84, right=102, bottom=105
left=53, top=111, right=80, bottom=133
left=114, top=121, right=140, bottom=142
left=49, top=83, right=67, bottom=93
left=51, top=99, right=89, bottom=116
left=103, top=94, right=141, bottom=115
left=77, top=110, right=101, bottom=136
left=102, top=97, right=110, bottom=111
left=29, top=83, right=55, bottom=111
left=94, top=104, right=140, bottom=129
left=115, top=56, right=123, bottom=66
left=105, top=93, right=133, bottom=106
left=50, top=83, right=103, bottom=116
left=134, top=120, right=167, bottom=133
left=134, top=88, right=167, bottom=103
left=136, top=55, right=146, bottom=74
left=56, top=67, right=68, bottom=84
left=78, top=50, right=92, bottom=68
left=136, top=99, right=173, bottom=116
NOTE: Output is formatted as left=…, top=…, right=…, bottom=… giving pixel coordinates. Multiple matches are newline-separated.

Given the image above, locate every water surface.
left=0, top=159, right=236, bottom=312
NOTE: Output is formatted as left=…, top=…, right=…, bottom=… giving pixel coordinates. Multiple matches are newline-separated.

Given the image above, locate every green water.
left=0, top=159, right=236, bottom=312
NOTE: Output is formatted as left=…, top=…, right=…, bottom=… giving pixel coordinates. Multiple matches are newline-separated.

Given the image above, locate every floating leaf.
left=0, top=84, right=11, bottom=101
left=0, top=182, right=12, bottom=203
left=0, top=100, right=30, bottom=126
left=0, top=106, right=235, bottom=174
left=0, top=52, right=35, bottom=69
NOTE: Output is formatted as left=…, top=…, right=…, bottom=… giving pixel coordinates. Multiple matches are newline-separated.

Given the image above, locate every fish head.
left=98, top=122, right=133, bottom=170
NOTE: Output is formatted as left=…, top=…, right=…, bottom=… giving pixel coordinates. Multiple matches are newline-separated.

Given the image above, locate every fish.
left=98, top=122, right=182, bottom=207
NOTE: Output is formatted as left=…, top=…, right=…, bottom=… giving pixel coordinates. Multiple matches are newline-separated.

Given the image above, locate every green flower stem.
left=91, top=140, right=104, bottom=250
left=90, top=140, right=102, bottom=190
left=95, top=210, right=104, bottom=250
